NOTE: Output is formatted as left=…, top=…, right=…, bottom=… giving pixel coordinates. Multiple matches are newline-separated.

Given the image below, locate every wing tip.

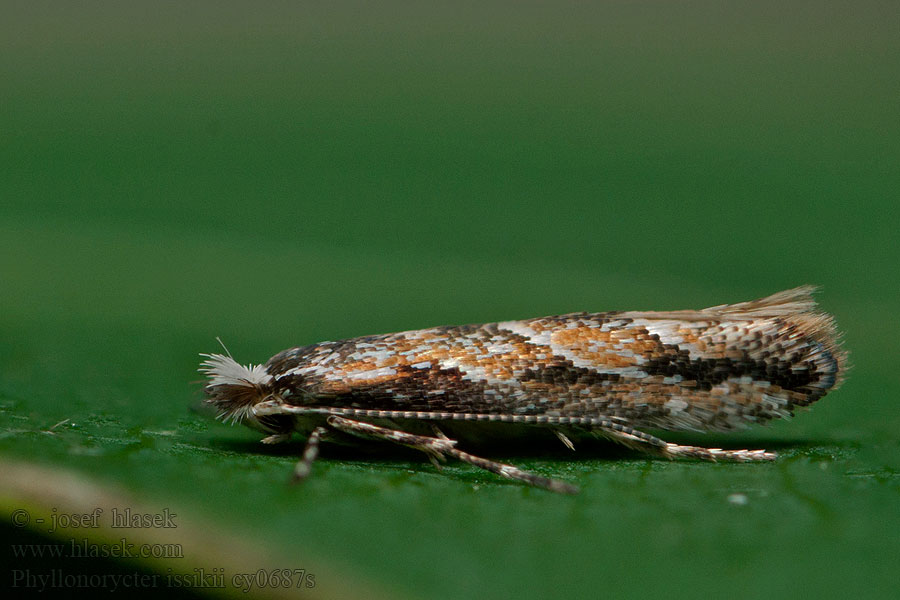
left=707, top=285, right=819, bottom=317
left=729, top=287, right=848, bottom=393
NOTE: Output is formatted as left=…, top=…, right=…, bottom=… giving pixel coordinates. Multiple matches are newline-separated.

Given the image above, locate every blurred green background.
left=2, top=1, right=898, bottom=598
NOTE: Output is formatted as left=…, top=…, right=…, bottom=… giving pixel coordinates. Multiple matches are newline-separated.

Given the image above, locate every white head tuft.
left=199, top=353, right=272, bottom=388
left=199, top=353, right=274, bottom=423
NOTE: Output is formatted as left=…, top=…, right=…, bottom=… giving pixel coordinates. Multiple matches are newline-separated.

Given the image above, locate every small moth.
left=200, top=287, right=845, bottom=494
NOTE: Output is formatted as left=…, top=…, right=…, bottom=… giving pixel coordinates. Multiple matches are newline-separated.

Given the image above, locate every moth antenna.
left=216, top=336, right=234, bottom=359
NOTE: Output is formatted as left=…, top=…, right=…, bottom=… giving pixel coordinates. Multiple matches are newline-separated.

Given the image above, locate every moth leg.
left=253, top=399, right=289, bottom=415
left=326, top=416, right=578, bottom=494
left=443, top=446, right=579, bottom=495
left=662, top=443, right=776, bottom=462
left=260, top=433, right=292, bottom=445
left=555, top=430, right=576, bottom=451
left=592, top=425, right=669, bottom=455
left=595, top=425, right=777, bottom=462
left=427, top=426, right=451, bottom=470
left=325, top=416, right=455, bottom=463
left=292, top=426, right=330, bottom=483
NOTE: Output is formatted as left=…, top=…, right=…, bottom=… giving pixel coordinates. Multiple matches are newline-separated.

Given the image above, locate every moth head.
left=199, top=353, right=275, bottom=425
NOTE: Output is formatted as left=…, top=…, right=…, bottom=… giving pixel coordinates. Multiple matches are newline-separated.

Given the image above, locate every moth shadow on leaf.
left=204, top=426, right=849, bottom=466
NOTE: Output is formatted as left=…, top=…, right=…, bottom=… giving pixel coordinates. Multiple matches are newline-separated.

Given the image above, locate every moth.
left=200, top=287, right=845, bottom=494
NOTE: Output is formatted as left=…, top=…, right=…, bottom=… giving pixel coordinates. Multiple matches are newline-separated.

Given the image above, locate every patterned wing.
left=265, top=287, right=845, bottom=432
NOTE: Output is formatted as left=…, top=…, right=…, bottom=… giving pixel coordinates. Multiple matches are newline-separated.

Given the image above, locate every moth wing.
left=564, top=287, right=847, bottom=431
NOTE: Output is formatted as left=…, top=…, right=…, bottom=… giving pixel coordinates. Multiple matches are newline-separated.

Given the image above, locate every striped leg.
left=595, top=425, right=776, bottom=462
left=662, top=443, right=776, bottom=462
left=326, top=416, right=578, bottom=494
left=292, top=426, right=330, bottom=483
left=443, top=446, right=578, bottom=494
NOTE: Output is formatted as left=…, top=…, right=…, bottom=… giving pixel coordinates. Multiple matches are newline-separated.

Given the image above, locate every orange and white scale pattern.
left=248, top=286, right=845, bottom=434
